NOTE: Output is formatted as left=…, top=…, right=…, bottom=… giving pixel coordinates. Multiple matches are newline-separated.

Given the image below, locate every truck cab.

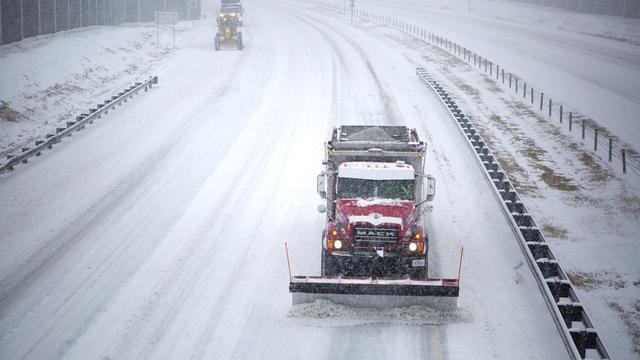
left=317, top=126, right=435, bottom=279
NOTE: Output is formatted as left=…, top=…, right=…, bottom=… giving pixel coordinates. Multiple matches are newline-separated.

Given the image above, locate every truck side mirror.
left=426, top=175, right=436, bottom=202
left=317, top=172, right=327, bottom=199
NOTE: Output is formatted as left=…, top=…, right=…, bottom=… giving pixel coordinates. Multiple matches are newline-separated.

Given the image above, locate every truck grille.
left=353, top=226, right=398, bottom=243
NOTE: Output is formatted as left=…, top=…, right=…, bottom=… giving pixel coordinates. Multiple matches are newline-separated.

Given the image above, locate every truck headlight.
left=409, top=242, right=417, bottom=251
left=334, top=240, right=343, bottom=249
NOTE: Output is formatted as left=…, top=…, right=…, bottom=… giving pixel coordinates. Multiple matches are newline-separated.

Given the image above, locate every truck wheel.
left=237, top=32, right=243, bottom=50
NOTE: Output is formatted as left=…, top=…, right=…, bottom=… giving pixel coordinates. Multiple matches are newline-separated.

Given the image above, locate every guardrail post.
left=496, top=65, right=499, bottom=79
left=594, top=128, right=598, bottom=151
left=509, top=73, right=512, bottom=88
left=531, top=88, right=534, bottom=104
left=608, top=138, right=613, bottom=161
left=582, top=119, right=586, bottom=139
left=502, top=69, right=504, bottom=83
left=484, top=59, right=487, bottom=72
left=569, top=112, right=573, bottom=131
left=474, top=53, right=477, bottom=66
left=622, top=149, right=627, bottom=174
left=523, top=83, right=527, bottom=98
left=515, top=78, right=518, bottom=93
left=540, top=92, right=544, bottom=111
left=549, top=99, right=552, bottom=117
left=559, top=105, right=563, bottom=123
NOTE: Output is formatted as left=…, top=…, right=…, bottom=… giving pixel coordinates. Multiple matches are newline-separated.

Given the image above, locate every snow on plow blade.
left=290, top=276, right=459, bottom=310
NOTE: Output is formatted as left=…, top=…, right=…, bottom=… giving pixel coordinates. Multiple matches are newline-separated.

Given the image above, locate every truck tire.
left=237, top=32, right=243, bottom=50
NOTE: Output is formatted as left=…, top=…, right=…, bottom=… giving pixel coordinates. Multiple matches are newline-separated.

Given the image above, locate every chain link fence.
left=0, top=0, right=202, bottom=46
left=508, top=0, right=640, bottom=18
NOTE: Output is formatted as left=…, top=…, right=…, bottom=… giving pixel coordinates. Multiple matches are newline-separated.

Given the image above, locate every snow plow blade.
left=290, top=276, right=459, bottom=309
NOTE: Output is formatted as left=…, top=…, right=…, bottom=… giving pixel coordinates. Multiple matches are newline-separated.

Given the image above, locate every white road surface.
left=0, top=1, right=569, bottom=358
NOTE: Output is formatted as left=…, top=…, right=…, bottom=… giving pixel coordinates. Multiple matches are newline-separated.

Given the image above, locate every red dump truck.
left=288, top=126, right=461, bottom=309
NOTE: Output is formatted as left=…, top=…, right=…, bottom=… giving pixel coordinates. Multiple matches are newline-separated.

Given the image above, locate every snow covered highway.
left=1, top=0, right=635, bottom=359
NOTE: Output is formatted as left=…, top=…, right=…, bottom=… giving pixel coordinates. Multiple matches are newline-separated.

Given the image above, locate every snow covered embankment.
left=0, top=24, right=180, bottom=157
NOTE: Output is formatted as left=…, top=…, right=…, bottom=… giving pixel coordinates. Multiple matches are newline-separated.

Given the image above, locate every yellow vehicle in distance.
left=215, top=10, right=243, bottom=51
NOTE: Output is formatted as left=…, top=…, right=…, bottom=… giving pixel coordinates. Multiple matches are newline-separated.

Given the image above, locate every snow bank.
left=0, top=24, right=181, bottom=155
left=288, top=299, right=471, bottom=327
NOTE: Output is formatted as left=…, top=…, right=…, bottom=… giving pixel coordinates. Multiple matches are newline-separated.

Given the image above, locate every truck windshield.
left=336, top=178, right=414, bottom=200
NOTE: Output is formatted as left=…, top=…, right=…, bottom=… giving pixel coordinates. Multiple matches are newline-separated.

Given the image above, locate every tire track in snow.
left=272, top=2, right=401, bottom=126
left=0, top=29, right=262, bottom=360
left=264, top=2, right=449, bottom=360
left=72, top=27, right=289, bottom=360
left=66, top=12, right=317, bottom=359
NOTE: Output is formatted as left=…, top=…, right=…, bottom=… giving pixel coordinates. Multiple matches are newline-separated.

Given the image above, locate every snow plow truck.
left=288, top=126, right=461, bottom=309
left=215, top=10, right=243, bottom=50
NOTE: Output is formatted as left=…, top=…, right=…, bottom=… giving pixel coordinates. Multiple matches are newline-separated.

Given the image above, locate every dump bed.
left=329, top=125, right=424, bottom=152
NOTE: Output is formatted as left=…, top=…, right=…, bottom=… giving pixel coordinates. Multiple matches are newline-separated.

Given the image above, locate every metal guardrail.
left=416, top=68, right=610, bottom=360
left=0, top=76, right=158, bottom=175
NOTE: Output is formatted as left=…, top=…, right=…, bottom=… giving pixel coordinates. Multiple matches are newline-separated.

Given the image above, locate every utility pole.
left=350, top=0, right=355, bottom=25
left=20, top=0, right=24, bottom=40
left=53, top=0, right=57, bottom=32
left=38, top=0, right=42, bottom=35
